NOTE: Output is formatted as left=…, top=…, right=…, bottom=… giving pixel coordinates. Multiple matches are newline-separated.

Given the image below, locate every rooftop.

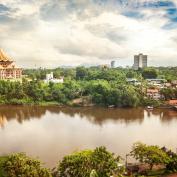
left=147, top=89, right=159, bottom=93
left=0, top=49, right=12, bottom=62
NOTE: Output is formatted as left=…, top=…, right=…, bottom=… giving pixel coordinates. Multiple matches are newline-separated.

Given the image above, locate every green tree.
left=58, top=150, right=93, bottom=177
left=58, top=147, right=121, bottom=177
left=76, top=67, right=88, bottom=80
left=142, top=68, right=158, bottom=79
left=164, top=149, right=177, bottom=173
left=126, top=70, right=137, bottom=78
left=131, top=142, right=170, bottom=170
left=2, top=153, right=52, bottom=177
left=160, top=88, right=175, bottom=100
left=91, top=147, right=121, bottom=177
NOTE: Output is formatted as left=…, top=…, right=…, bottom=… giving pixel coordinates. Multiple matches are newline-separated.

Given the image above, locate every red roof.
left=147, top=89, right=159, bottom=93
left=168, top=100, right=177, bottom=105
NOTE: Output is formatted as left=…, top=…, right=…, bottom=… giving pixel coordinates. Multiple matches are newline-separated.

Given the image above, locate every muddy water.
left=0, top=106, right=177, bottom=167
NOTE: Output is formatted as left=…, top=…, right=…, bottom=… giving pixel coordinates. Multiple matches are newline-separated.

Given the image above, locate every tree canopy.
left=131, top=142, right=170, bottom=170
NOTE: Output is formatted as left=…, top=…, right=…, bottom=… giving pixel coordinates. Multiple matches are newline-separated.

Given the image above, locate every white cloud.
left=0, top=0, right=177, bottom=68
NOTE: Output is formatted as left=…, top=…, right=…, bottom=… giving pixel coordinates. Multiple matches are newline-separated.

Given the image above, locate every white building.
left=133, top=53, right=147, bottom=70
left=44, top=72, right=64, bottom=84
left=126, top=78, right=141, bottom=86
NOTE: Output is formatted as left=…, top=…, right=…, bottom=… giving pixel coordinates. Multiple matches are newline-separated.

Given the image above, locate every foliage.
left=160, top=88, right=177, bottom=100
left=91, top=147, right=122, bottom=177
left=0, top=156, right=7, bottom=176
left=142, top=68, right=158, bottom=79
left=142, top=98, right=161, bottom=107
left=58, top=146, right=122, bottom=177
left=58, top=150, right=93, bottom=177
left=1, top=143, right=177, bottom=177
left=131, top=142, right=170, bottom=170
left=158, top=67, right=177, bottom=81
left=90, top=169, right=98, bottom=177
left=3, top=66, right=177, bottom=107
left=0, top=77, right=142, bottom=107
left=85, top=80, right=141, bottom=107
left=76, top=67, right=89, bottom=80
left=2, top=153, right=52, bottom=177
left=161, top=147, right=177, bottom=173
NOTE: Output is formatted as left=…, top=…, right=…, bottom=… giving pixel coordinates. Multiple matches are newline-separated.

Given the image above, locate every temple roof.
left=0, top=49, right=12, bottom=61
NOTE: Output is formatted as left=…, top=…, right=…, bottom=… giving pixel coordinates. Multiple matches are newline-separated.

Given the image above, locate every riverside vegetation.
left=0, top=143, right=177, bottom=177
left=1, top=66, right=177, bottom=107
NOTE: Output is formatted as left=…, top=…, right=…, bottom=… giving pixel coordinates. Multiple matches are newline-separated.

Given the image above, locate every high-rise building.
left=111, top=61, right=116, bottom=68
left=133, top=53, right=147, bottom=70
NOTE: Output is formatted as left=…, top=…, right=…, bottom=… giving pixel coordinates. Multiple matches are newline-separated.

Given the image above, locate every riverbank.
left=0, top=99, right=175, bottom=112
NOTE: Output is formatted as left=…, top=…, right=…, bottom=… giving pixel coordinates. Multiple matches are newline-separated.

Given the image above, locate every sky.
left=0, top=0, right=177, bottom=68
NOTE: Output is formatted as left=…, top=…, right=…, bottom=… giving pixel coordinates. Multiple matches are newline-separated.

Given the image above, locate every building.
left=171, top=80, right=177, bottom=88
left=111, top=61, right=116, bottom=68
left=133, top=53, right=147, bottom=70
left=126, top=78, right=141, bottom=86
left=146, top=79, right=166, bottom=84
left=166, top=100, right=177, bottom=106
left=44, top=72, right=64, bottom=84
left=0, top=49, right=22, bottom=80
left=146, top=88, right=162, bottom=100
left=99, top=64, right=110, bottom=69
left=146, top=79, right=167, bottom=88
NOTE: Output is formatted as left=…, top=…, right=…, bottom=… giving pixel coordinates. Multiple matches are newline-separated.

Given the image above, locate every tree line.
left=0, top=142, right=177, bottom=177
left=0, top=78, right=143, bottom=107
left=1, top=66, right=177, bottom=106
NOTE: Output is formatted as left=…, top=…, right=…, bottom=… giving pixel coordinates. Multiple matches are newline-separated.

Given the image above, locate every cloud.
left=0, top=0, right=177, bottom=68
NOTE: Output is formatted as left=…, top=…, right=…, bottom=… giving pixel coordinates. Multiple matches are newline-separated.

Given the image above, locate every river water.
left=0, top=106, right=177, bottom=167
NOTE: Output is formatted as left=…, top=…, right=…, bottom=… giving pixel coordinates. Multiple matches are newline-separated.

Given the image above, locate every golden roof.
left=0, top=49, right=12, bottom=61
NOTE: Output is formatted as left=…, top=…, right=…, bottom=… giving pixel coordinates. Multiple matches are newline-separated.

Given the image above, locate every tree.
left=142, top=68, right=158, bottom=79
left=2, top=153, right=52, bottom=177
left=58, top=150, right=93, bottom=177
left=58, top=147, right=122, bottom=177
left=160, top=88, right=175, bottom=100
left=126, top=70, right=137, bottom=78
left=90, top=146, right=121, bottom=177
left=76, top=67, right=88, bottom=80
left=131, top=142, right=170, bottom=170
left=161, top=147, right=177, bottom=173
left=62, top=80, right=82, bottom=100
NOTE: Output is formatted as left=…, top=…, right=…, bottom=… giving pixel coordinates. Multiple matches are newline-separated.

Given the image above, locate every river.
left=0, top=106, right=177, bottom=167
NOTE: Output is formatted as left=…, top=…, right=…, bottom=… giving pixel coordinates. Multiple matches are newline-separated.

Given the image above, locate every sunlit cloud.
left=0, top=0, right=177, bottom=68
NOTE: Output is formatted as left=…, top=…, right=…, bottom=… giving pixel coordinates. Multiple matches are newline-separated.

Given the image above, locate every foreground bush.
left=161, top=147, right=177, bottom=173
left=2, top=153, right=52, bottom=177
left=131, top=142, right=170, bottom=170
left=57, top=146, right=123, bottom=177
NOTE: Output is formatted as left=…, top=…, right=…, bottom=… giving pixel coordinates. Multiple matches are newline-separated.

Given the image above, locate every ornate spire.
left=0, top=49, right=12, bottom=61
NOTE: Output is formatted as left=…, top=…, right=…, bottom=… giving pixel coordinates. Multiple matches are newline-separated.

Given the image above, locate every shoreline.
left=0, top=102, right=175, bottom=111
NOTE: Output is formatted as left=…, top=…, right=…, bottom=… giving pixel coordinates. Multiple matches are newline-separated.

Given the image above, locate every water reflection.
left=0, top=106, right=177, bottom=127
left=0, top=106, right=177, bottom=167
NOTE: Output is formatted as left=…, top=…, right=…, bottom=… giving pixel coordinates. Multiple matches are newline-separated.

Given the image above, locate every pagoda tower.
left=0, top=49, right=22, bottom=79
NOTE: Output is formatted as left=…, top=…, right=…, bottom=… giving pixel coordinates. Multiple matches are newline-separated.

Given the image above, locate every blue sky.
left=0, top=0, right=177, bottom=68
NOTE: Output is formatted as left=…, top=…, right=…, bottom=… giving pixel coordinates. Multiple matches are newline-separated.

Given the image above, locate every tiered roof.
left=0, top=49, right=12, bottom=61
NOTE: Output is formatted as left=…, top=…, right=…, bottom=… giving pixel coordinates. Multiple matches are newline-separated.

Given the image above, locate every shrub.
left=58, top=147, right=122, bottom=177
left=131, top=142, right=170, bottom=170
left=2, top=153, right=52, bottom=177
left=162, top=148, right=177, bottom=173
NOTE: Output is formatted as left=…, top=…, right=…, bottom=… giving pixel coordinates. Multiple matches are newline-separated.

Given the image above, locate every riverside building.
left=0, top=49, right=22, bottom=80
